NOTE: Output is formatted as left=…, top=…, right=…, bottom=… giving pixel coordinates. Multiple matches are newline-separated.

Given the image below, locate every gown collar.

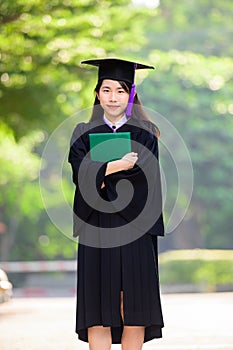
left=103, top=114, right=128, bottom=132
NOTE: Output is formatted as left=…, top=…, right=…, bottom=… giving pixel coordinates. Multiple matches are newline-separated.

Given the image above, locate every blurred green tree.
left=143, top=0, right=233, bottom=57
left=0, top=0, right=149, bottom=136
left=1, top=0, right=233, bottom=261
left=137, top=0, right=233, bottom=250
left=0, top=122, right=42, bottom=260
left=0, top=0, right=152, bottom=260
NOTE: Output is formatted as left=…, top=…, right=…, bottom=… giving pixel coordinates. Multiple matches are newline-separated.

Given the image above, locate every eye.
left=102, top=88, right=109, bottom=93
left=118, top=89, right=125, bottom=94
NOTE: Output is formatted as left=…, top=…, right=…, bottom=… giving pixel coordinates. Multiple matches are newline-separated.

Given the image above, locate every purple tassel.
left=126, top=83, right=135, bottom=117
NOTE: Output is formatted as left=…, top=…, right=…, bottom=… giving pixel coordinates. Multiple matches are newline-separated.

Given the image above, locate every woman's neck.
left=104, top=113, right=125, bottom=124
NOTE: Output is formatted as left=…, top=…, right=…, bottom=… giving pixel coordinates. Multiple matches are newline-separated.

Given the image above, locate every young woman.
left=68, top=58, right=164, bottom=350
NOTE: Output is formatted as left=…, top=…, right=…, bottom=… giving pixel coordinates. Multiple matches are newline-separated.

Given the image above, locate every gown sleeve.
left=68, top=123, right=108, bottom=236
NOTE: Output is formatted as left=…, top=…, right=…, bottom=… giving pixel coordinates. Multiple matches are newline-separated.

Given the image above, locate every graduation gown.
left=68, top=117, right=164, bottom=343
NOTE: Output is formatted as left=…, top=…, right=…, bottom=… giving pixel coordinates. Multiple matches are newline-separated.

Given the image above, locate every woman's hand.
left=105, top=152, right=138, bottom=177
left=121, top=152, right=138, bottom=170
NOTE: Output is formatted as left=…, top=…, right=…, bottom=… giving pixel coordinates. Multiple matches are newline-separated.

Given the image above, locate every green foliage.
left=137, top=2, right=233, bottom=249
left=143, top=0, right=233, bottom=57
left=0, top=0, right=149, bottom=137
left=159, top=250, right=233, bottom=289
left=0, top=0, right=233, bottom=261
left=0, top=0, right=151, bottom=261
left=0, top=122, right=42, bottom=213
left=0, top=122, right=45, bottom=260
left=141, top=49, right=233, bottom=248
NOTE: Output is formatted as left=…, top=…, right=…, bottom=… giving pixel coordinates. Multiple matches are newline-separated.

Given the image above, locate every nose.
left=109, top=91, right=117, bottom=101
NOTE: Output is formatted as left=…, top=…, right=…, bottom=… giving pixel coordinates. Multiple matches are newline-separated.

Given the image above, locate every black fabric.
left=68, top=118, right=164, bottom=240
left=81, top=58, right=154, bottom=84
left=68, top=117, right=164, bottom=344
left=76, top=234, right=164, bottom=344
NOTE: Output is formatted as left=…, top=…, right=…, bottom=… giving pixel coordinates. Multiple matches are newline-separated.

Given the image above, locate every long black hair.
left=89, top=80, right=160, bottom=137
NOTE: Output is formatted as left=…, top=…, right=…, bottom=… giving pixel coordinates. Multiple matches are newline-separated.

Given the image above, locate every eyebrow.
left=101, top=85, right=124, bottom=90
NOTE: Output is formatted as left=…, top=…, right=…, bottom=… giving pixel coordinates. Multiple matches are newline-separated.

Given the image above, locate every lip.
left=106, top=105, right=120, bottom=108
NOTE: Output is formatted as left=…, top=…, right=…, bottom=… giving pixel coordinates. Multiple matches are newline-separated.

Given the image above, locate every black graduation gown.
left=68, top=118, right=164, bottom=344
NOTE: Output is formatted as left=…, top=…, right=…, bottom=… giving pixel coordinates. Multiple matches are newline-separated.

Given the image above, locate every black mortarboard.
left=81, top=58, right=154, bottom=116
left=81, top=58, right=154, bottom=84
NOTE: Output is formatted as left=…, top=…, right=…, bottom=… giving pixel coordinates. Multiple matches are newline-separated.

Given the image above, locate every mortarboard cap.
left=81, top=58, right=154, bottom=84
left=81, top=58, right=154, bottom=116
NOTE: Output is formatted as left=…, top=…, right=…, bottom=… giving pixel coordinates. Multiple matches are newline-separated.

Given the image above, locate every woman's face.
left=96, top=79, right=129, bottom=121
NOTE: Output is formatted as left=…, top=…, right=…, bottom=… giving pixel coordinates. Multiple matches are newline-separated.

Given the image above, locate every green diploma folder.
left=89, top=132, right=131, bottom=162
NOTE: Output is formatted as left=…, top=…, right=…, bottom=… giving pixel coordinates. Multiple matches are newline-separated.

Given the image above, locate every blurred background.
left=0, top=0, right=232, bottom=297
